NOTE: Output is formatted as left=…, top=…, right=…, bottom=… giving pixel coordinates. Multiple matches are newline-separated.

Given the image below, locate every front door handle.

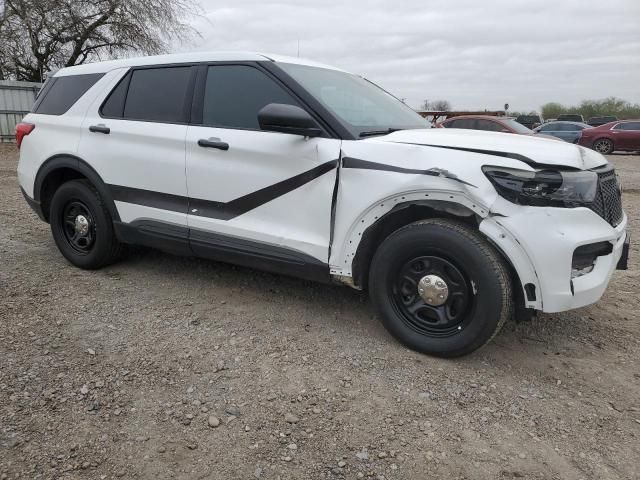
left=198, top=138, right=229, bottom=151
left=89, top=125, right=110, bottom=134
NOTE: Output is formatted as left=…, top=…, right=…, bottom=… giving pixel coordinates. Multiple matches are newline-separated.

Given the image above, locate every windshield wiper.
left=359, top=128, right=404, bottom=138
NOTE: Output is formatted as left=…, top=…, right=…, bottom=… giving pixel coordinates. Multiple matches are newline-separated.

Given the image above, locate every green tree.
left=541, top=97, right=640, bottom=121
left=540, top=102, right=566, bottom=120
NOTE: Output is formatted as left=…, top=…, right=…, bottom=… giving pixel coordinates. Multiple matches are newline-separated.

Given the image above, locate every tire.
left=593, top=138, right=614, bottom=155
left=368, top=218, right=512, bottom=357
left=49, top=179, right=122, bottom=269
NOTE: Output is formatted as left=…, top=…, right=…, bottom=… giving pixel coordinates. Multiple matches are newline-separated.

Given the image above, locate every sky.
left=179, top=0, right=640, bottom=113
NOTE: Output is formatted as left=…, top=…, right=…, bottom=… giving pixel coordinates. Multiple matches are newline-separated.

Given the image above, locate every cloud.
left=180, top=0, right=640, bottom=112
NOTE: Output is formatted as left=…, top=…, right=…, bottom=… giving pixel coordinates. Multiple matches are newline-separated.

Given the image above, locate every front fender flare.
left=330, top=189, right=490, bottom=283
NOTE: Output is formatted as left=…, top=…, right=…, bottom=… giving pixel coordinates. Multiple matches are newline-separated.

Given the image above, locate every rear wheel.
left=50, top=180, right=122, bottom=269
left=593, top=138, right=614, bottom=154
left=368, top=219, right=512, bottom=357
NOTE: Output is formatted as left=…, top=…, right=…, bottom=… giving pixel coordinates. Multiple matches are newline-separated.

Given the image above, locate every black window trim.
left=96, top=60, right=345, bottom=139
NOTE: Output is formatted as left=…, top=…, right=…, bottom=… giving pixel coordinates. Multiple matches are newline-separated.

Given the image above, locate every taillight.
left=15, top=122, right=35, bottom=149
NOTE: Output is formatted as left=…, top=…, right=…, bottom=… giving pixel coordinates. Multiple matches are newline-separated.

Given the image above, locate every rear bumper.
left=20, top=187, right=46, bottom=221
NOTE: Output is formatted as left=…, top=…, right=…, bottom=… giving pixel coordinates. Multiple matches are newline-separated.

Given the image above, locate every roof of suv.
left=54, top=52, right=347, bottom=77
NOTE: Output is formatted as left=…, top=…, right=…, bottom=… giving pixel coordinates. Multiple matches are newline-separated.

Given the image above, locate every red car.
left=578, top=120, right=640, bottom=154
left=438, top=115, right=537, bottom=135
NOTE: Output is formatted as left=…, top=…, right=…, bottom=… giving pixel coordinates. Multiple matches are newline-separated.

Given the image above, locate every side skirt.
left=113, top=220, right=330, bottom=283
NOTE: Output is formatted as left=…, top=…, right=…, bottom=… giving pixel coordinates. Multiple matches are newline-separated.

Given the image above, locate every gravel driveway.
left=1, top=145, right=639, bottom=479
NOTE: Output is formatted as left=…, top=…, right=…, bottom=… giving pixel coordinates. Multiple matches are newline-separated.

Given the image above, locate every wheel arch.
left=593, top=136, right=615, bottom=153
left=349, top=199, right=481, bottom=289
left=34, top=154, right=119, bottom=223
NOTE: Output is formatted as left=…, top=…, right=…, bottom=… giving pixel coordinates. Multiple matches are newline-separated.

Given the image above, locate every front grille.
left=588, top=167, right=623, bottom=226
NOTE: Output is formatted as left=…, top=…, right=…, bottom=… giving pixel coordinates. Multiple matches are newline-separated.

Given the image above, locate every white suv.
left=16, top=52, right=629, bottom=357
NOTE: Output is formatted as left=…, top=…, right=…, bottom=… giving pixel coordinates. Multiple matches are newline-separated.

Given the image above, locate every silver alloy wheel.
left=594, top=139, right=613, bottom=154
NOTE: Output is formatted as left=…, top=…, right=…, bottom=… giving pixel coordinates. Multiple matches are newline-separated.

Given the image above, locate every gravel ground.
left=1, top=145, right=639, bottom=480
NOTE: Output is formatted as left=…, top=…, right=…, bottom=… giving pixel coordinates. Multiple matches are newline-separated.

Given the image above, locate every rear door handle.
left=198, top=138, right=229, bottom=151
left=89, top=125, right=110, bottom=134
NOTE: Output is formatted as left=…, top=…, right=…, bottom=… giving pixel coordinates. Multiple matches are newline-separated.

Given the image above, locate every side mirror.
left=501, top=129, right=511, bottom=133
left=258, top=103, right=323, bottom=137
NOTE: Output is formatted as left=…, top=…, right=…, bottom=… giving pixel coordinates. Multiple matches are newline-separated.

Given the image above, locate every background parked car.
left=587, top=115, right=618, bottom=127
left=439, top=115, right=560, bottom=141
left=439, top=115, right=534, bottom=134
left=515, top=114, right=543, bottom=129
left=557, top=113, right=585, bottom=123
left=533, top=121, right=592, bottom=143
left=578, top=120, right=640, bottom=154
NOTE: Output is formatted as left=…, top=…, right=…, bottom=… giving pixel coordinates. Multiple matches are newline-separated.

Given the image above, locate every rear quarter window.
left=32, top=73, right=104, bottom=115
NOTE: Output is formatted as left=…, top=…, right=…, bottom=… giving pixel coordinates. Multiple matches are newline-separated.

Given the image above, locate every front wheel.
left=368, top=219, right=513, bottom=357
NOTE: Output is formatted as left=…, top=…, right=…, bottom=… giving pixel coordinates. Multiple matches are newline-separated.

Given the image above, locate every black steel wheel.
left=50, top=179, right=122, bottom=269
left=391, top=255, right=473, bottom=338
left=61, top=200, right=96, bottom=254
left=369, top=218, right=513, bottom=357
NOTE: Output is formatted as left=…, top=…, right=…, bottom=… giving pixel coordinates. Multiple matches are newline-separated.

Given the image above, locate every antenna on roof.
left=297, top=39, right=300, bottom=58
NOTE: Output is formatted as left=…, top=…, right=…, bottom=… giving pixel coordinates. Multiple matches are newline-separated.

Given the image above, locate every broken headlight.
left=483, top=166, right=598, bottom=207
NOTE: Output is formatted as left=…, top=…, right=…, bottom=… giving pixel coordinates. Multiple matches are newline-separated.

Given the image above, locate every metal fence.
left=0, top=80, right=42, bottom=142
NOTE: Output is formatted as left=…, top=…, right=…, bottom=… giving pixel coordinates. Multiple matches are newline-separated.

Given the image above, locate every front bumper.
left=481, top=206, right=628, bottom=313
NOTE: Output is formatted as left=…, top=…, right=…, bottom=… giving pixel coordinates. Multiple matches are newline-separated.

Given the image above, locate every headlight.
left=483, top=166, right=598, bottom=207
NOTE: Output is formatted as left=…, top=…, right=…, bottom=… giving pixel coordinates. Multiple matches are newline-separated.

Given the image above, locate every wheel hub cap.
left=417, top=274, right=449, bottom=306
left=74, top=215, right=89, bottom=236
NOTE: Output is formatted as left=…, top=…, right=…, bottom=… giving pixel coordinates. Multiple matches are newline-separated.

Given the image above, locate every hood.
left=370, top=128, right=607, bottom=170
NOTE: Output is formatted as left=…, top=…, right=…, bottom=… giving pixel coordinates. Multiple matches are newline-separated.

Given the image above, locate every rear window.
left=516, top=115, right=540, bottom=123
left=122, top=67, right=192, bottom=123
left=32, top=73, right=104, bottom=115
left=557, top=114, right=583, bottom=122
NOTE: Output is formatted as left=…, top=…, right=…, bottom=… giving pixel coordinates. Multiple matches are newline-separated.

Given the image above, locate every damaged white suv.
left=17, top=52, right=629, bottom=357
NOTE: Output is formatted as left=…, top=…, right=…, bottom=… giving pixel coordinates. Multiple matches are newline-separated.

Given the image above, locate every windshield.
left=503, top=119, right=533, bottom=134
left=278, top=63, right=429, bottom=137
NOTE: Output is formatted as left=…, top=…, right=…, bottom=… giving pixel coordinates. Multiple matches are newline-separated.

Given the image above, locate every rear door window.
left=122, top=67, right=193, bottom=123
left=32, top=73, right=104, bottom=115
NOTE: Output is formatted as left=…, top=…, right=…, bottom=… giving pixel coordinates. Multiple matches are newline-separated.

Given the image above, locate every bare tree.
left=0, top=0, right=200, bottom=82
left=421, top=99, right=451, bottom=111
